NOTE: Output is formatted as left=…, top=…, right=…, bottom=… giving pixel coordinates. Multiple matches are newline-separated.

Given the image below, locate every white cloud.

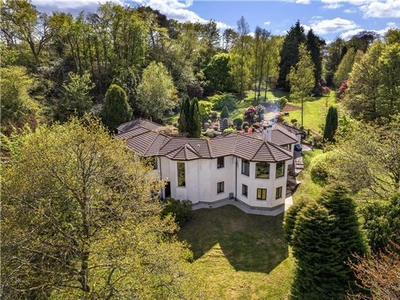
left=321, top=0, right=375, bottom=5
left=307, top=17, right=360, bottom=35
left=32, top=0, right=122, bottom=10
left=323, top=3, right=343, bottom=9
left=343, top=8, right=357, bottom=13
left=340, top=28, right=364, bottom=40
left=264, top=21, right=271, bottom=26
left=296, top=0, right=311, bottom=4
left=360, top=0, right=400, bottom=18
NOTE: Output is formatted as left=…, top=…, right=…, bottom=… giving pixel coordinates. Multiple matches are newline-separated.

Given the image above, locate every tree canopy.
left=1, top=116, right=203, bottom=299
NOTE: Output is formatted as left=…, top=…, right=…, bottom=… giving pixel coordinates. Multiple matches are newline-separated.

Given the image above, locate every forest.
left=1, top=0, right=400, bottom=299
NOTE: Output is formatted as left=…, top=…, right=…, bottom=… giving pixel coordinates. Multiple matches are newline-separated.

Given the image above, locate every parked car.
left=294, top=144, right=302, bottom=152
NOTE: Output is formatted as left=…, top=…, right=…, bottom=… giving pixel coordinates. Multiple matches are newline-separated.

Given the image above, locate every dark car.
left=294, top=144, right=302, bottom=152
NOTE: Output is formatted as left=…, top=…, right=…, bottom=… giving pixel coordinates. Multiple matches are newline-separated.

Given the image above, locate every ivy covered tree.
left=102, top=84, right=132, bottom=130
left=1, top=116, right=203, bottom=299
left=290, top=185, right=368, bottom=299
left=323, top=105, right=338, bottom=142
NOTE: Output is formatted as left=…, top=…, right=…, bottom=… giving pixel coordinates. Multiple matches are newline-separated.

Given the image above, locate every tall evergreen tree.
left=178, top=96, right=201, bottom=138
left=323, top=105, right=338, bottom=142
left=291, top=185, right=368, bottom=300
left=220, top=105, right=229, bottom=118
left=102, top=84, right=132, bottom=130
left=306, top=29, right=325, bottom=90
left=277, top=21, right=306, bottom=90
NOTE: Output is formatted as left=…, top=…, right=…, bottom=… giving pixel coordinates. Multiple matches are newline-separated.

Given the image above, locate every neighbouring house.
left=116, top=119, right=300, bottom=216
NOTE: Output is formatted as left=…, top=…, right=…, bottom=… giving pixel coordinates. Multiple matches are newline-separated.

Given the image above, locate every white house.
left=116, top=119, right=299, bottom=216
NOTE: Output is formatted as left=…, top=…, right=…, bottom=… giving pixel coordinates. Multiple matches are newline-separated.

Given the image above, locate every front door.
left=165, top=182, right=171, bottom=199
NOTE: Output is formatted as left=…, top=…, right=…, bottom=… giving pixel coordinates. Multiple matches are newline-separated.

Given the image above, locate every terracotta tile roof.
left=116, top=120, right=294, bottom=162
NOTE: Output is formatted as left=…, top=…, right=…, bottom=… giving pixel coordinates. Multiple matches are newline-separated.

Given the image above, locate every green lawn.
left=178, top=206, right=295, bottom=299
left=283, top=92, right=336, bottom=135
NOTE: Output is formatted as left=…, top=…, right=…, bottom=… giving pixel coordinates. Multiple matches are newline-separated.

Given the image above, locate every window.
left=217, top=181, right=224, bottom=194
left=242, top=184, right=248, bottom=197
left=276, top=186, right=283, bottom=199
left=242, top=159, right=250, bottom=176
left=177, top=162, right=185, bottom=186
left=256, top=162, right=270, bottom=179
left=257, top=188, right=267, bottom=200
left=284, top=144, right=292, bottom=151
left=217, top=157, right=224, bottom=169
left=276, top=162, right=285, bottom=178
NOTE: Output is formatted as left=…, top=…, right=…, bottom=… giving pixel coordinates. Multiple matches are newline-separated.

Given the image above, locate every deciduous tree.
left=136, top=61, right=177, bottom=121
left=287, top=44, right=315, bottom=127
left=1, top=116, right=202, bottom=299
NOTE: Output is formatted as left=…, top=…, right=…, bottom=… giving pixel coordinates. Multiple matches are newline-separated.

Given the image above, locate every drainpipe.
left=235, top=156, right=238, bottom=200
left=159, top=157, right=163, bottom=200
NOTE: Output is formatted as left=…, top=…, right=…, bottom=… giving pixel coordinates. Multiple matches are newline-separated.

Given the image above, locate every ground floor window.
left=242, top=184, right=248, bottom=197
left=257, top=188, right=267, bottom=200
left=276, top=186, right=283, bottom=199
left=217, top=181, right=224, bottom=193
left=177, top=162, right=185, bottom=186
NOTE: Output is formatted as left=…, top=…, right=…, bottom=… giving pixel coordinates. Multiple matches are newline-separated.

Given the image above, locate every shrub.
left=233, top=117, right=243, bottom=129
left=161, top=198, right=193, bottom=227
left=209, top=93, right=238, bottom=111
left=220, top=105, right=229, bottom=118
left=223, top=127, right=235, bottom=133
left=309, top=152, right=338, bottom=185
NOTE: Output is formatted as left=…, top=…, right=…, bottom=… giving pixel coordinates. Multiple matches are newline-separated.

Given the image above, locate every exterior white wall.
left=158, top=155, right=289, bottom=209
left=236, top=159, right=289, bottom=208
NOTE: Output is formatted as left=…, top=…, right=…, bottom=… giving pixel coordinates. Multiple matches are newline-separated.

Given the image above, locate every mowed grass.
left=178, top=205, right=295, bottom=299
left=283, top=92, right=336, bottom=135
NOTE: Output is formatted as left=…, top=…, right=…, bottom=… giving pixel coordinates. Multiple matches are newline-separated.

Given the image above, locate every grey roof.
left=116, top=120, right=295, bottom=162
left=278, top=123, right=306, bottom=137
left=116, top=118, right=161, bottom=134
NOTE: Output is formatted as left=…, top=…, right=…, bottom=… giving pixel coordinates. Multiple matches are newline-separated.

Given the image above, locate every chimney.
left=262, top=121, right=275, bottom=142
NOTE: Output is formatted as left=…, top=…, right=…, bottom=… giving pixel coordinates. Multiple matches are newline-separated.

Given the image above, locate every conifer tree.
left=221, top=105, right=229, bottom=118
left=178, top=95, right=191, bottom=135
left=102, top=84, right=132, bottom=130
left=323, top=105, right=338, bottom=142
left=178, top=96, right=201, bottom=138
left=291, top=185, right=368, bottom=299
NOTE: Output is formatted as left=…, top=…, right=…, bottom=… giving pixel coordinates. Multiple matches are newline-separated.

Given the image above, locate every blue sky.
left=32, top=0, right=400, bottom=42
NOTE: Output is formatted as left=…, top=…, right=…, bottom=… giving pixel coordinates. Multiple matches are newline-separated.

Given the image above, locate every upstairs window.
left=177, top=162, right=185, bottom=186
left=217, top=157, right=224, bottom=169
left=242, top=159, right=250, bottom=176
left=276, top=162, right=285, bottom=178
left=256, top=162, right=270, bottom=179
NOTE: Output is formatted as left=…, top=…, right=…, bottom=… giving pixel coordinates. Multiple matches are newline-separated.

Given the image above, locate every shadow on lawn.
left=177, top=205, right=289, bottom=274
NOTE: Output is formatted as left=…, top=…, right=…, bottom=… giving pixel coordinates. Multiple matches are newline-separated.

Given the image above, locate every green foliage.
left=333, top=48, right=359, bottom=87
left=136, top=61, right=177, bottom=121
left=233, top=117, right=243, bottom=128
left=59, top=71, right=95, bottom=121
left=1, top=116, right=200, bottom=299
left=331, top=116, right=400, bottom=199
left=276, top=96, right=288, bottom=111
left=323, top=105, right=338, bottom=142
left=161, top=198, right=193, bottom=227
left=277, top=21, right=306, bottom=90
left=102, top=84, right=132, bottom=130
left=220, top=105, right=229, bottom=118
left=283, top=201, right=307, bottom=245
left=309, top=151, right=338, bottom=185
left=287, top=44, right=315, bottom=127
left=290, top=185, right=368, bottom=299
left=360, top=194, right=400, bottom=252
left=306, top=29, right=324, bottom=89
left=208, top=93, right=238, bottom=111
left=203, top=53, right=234, bottom=93
left=0, top=66, right=41, bottom=134
left=198, top=100, right=213, bottom=122
left=178, top=96, right=201, bottom=138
